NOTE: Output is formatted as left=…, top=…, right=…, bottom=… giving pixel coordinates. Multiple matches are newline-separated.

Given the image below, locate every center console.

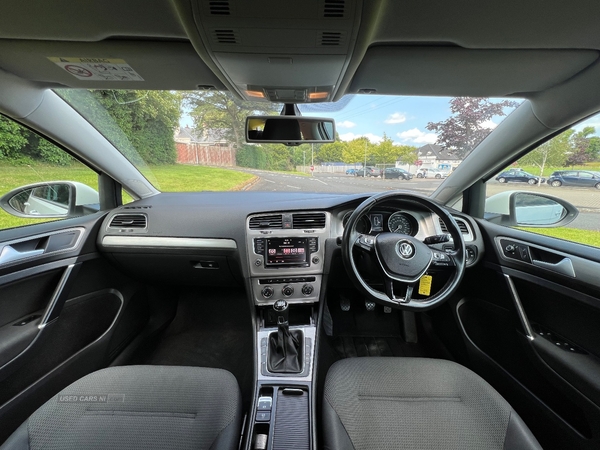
left=247, top=212, right=329, bottom=305
left=246, top=212, right=329, bottom=450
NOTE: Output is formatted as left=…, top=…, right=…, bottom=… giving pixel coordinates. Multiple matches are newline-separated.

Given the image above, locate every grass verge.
left=519, top=227, right=600, bottom=248
left=0, top=164, right=254, bottom=231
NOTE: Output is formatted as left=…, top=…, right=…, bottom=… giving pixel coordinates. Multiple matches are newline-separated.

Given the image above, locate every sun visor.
left=0, top=40, right=226, bottom=90
left=349, top=46, right=599, bottom=98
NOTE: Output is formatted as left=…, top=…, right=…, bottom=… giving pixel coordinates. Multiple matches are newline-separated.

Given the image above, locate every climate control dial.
left=301, top=284, right=314, bottom=296
left=282, top=285, right=294, bottom=297
left=261, top=286, right=274, bottom=299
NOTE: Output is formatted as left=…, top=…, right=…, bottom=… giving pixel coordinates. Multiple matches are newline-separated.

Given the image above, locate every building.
left=174, top=126, right=235, bottom=166
left=395, top=144, right=462, bottom=172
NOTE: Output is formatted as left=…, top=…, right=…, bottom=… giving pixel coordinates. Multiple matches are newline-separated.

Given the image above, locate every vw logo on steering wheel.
left=396, top=240, right=415, bottom=259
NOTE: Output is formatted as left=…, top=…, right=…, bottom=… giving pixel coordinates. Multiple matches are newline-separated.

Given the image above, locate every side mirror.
left=484, top=191, right=578, bottom=227
left=246, top=116, right=335, bottom=145
left=0, top=182, right=99, bottom=219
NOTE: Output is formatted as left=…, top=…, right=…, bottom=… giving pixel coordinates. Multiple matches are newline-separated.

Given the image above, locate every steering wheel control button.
left=261, top=286, right=274, bottom=299
left=282, top=285, right=294, bottom=297
left=301, top=284, right=314, bottom=296
left=396, top=240, right=415, bottom=259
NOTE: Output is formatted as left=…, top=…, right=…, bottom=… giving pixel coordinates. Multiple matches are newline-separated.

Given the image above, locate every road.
left=246, top=170, right=442, bottom=195
left=245, top=171, right=600, bottom=231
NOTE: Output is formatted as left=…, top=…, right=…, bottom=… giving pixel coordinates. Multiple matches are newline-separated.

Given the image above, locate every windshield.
left=56, top=89, right=519, bottom=196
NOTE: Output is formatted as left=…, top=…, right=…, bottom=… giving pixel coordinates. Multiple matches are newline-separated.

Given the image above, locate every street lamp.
left=364, top=139, right=367, bottom=177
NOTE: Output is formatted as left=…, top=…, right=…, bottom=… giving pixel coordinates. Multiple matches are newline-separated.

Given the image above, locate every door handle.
left=532, top=257, right=575, bottom=277
left=0, top=245, right=44, bottom=265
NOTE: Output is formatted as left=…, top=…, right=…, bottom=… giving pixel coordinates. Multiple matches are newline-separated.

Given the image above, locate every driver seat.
left=323, top=357, right=542, bottom=450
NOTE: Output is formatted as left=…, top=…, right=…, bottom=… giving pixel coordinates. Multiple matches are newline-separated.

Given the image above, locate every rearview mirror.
left=484, top=191, right=578, bottom=227
left=0, top=182, right=100, bottom=219
left=246, top=116, right=335, bottom=145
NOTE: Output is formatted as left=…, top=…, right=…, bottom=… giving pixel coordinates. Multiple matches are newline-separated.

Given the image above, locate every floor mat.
left=138, top=288, right=254, bottom=406
left=332, top=336, right=427, bottom=358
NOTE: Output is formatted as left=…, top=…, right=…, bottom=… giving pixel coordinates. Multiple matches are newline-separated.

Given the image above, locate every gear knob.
left=273, top=299, right=289, bottom=326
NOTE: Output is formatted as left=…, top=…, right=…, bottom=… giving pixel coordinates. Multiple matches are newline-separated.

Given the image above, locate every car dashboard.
left=97, top=191, right=484, bottom=307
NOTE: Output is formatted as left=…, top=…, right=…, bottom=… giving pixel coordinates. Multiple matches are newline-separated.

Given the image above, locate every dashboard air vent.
left=209, top=1, right=230, bottom=15
left=319, top=31, right=343, bottom=46
left=323, top=0, right=345, bottom=18
left=213, top=29, right=238, bottom=44
left=249, top=214, right=283, bottom=229
left=439, top=217, right=469, bottom=234
left=293, top=213, right=326, bottom=229
left=456, top=219, right=469, bottom=234
left=110, top=214, right=147, bottom=228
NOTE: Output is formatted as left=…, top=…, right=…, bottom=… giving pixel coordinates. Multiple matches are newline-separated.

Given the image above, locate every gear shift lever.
left=273, top=299, right=289, bottom=326
left=268, top=300, right=302, bottom=373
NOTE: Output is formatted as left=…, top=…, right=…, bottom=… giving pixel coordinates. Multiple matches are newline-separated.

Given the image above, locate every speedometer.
left=388, top=212, right=414, bottom=235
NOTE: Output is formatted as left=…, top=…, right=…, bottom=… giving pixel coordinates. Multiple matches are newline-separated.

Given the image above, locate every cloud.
left=481, top=119, right=498, bottom=130
left=337, top=120, right=356, bottom=129
left=384, top=112, right=407, bottom=124
left=339, top=132, right=383, bottom=144
left=396, top=128, right=438, bottom=144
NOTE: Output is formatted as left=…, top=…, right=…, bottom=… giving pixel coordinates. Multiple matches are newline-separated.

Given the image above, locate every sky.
left=300, top=95, right=512, bottom=146
left=180, top=95, right=520, bottom=147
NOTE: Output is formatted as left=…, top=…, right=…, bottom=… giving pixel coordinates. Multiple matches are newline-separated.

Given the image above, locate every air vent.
left=456, top=219, right=469, bottom=234
left=439, top=218, right=448, bottom=233
left=293, top=213, right=326, bottom=229
left=249, top=215, right=283, bottom=229
left=110, top=214, right=147, bottom=228
left=439, top=217, right=469, bottom=234
left=209, top=1, right=230, bottom=15
left=213, top=29, right=238, bottom=44
left=319, top=31, right=342, bottom=46
left=323, top=0, right=345, bottom=17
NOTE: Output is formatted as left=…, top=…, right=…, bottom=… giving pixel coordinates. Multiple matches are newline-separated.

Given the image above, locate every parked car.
left=383, top=167, right=413, bottom=180
left=355, top=166, right=381, bottom=177
left=416, top=168, right=448, bottom=179
left=345, top=168, right=357, bottom=175
left=547, top=170, right=600, bottom=189
left=496, top=169, right=545, bottom=184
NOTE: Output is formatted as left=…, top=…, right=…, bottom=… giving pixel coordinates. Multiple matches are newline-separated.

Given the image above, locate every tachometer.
left=342, top=211, right=371, bottom=234
left=388, top=212, right=415, bottom=235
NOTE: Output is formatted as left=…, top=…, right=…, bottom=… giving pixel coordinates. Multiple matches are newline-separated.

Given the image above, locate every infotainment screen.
left=265, top=238, right=309, bottom=266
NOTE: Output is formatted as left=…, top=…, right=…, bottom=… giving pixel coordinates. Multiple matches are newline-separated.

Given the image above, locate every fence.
left=176, top=142, right=236, bottom=166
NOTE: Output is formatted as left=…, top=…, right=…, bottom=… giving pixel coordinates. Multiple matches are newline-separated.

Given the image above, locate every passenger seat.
left=0, top=365, right=242, bottom=450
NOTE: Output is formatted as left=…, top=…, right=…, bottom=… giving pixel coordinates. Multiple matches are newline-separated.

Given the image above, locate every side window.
left=485, top=112, right=600, bottom=249
left=0, top=116, right=99, bottom=231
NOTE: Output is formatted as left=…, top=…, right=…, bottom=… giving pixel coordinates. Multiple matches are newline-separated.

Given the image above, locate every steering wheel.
left=341, top=191, right=466, bottom=311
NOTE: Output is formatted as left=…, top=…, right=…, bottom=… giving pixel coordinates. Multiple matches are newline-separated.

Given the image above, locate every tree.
left=316, top=141, right=345, bottom=163
left=372, top=133, right=397, bottom=166
left=343, top=137, right=375, bottom=166
left=519, top=130, right=573, bottom=185
left=0, top=116, right=29, bottom=161
left=426, top=97, right=519, bottom=158
left=587, top=136, right=600, bottom=161
left=395, top=145, right=418, bottom=165
left=184, top=91, right=279, bottom=149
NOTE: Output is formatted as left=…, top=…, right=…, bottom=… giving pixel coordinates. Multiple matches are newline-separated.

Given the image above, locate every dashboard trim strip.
left=101, top=236, right=237, bottom=249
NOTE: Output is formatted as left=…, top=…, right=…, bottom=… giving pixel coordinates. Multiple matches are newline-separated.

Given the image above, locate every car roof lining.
left=2, top=0, right=600, bottom=185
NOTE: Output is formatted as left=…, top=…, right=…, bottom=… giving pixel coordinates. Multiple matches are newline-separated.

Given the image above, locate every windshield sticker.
left=47, top=57, right=144, bottom=81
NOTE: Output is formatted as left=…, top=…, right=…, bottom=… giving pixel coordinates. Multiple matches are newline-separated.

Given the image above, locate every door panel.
left=0, top=215, right=151, bottom=443
left=454, top=219, right=600, bottom=450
